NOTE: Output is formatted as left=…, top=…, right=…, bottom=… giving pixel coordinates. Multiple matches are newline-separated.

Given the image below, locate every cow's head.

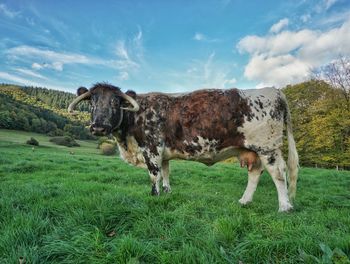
left=68, top=83, right=139, bottom=136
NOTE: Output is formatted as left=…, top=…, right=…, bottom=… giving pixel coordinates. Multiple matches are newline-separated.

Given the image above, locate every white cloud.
left=300, top=1, right=345, bottom=26
left=115, top=41, right=130, bottom=61
left=6, top=45, right=95, bottom=71
left=7, top=45, right=90, bottom=64
left=0, top=71, right=65, bottom=90
left=204, top=52, right=215, bottom=80
left=31, top=62, right=43, bottom=70
left=223, top=77, right=237, bottom=87
left=113, top=28, right=144, bottom=80
left=0, top=4, right=19, bottom=18
left=115, top=28, right=143, bottom=66
left=31, top=62, right=63, bottom=71
left=324, top=0, right=338, bottom=10
left=114, top=41, right=139, bottom=71
left=194, top=32, right=205, bottom=41
left=269, top=18, right=289, bottom=34
left=14, top=68, right=48, bottom=80
left=133, top=26, right=143, bottom=54
left=167, top=52, right=237, bottom=91
left=301, top=14, right=311, bottom=23
left=117, top=71, right=129, bottom=81
left=317, top=10, right=350, bottom=26
left=237, top=18, right=350, bottom=87
left=244, top=54, right=310, bottom=86
left=51, top=62, right=63, bottom=71
left=6, top=45, right=130, bottom=73
left=255, top=82, right=273, bottom=89
left=193, top=32, right=219, bottom=42
left=237, top=29, right=317, bottom=56
left=186, top=67, right=198, bottom=74
left=316, top=0, right=338, bottom=13
left=201, top=52, right=237, bottom=88
left=26, top=17, right=35, bottom=26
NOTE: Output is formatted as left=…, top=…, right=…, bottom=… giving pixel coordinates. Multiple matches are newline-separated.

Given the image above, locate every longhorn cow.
left=68, top=83, right=299, bottom=212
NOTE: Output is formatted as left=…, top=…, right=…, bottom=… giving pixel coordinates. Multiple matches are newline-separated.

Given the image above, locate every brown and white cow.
left=68, top=83, right=299, bottom=212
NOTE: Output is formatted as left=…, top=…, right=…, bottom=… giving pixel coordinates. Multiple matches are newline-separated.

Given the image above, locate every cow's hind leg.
left=239, top=163, right=264, bottom=205
left=162, top=160, right=171, bottom=193
left=260, top=149, right=293, bottom=212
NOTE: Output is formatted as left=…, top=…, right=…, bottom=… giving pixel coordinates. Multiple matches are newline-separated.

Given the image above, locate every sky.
left=0, top=0, right=349, bottom=93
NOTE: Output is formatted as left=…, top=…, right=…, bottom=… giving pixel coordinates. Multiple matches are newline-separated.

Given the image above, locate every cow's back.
left=163, top=89, right=253, bottom=155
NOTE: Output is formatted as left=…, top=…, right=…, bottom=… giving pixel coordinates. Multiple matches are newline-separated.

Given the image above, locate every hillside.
left=0, top=84, right=89, bottom=122
left=0, top=84, right=92, bottom=139
left=23, top=86, right=90, bottom=112
left=0, top=129, right=349, bottom=263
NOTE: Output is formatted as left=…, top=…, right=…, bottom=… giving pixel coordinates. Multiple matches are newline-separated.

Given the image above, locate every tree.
left=0, top=110, right=12, bottom=128
left=283, top=80, right=350, bottom=169
left=31, top=118, right=41, bottom=133
left=315, top=56, right=350, bottom=110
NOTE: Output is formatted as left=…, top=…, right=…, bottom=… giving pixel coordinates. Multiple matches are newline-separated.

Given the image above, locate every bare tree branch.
left=315, top=56, right=350, bottom=110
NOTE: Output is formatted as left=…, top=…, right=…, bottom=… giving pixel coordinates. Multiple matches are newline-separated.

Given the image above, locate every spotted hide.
left=69, top=83, right=299, bottom=212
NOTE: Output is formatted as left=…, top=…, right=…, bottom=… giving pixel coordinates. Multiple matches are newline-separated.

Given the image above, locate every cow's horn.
left=68, top=91, right=91, bottom=114
left=120, top=92, right=140, bottom=112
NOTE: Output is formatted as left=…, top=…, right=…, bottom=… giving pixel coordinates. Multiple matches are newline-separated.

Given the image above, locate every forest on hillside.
left=0, top=84, right=92, bottom=139
left=23, top=86, right=90, bottom=112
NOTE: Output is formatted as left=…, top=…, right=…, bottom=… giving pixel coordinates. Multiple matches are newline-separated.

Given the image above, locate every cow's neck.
left=113, top=111, right=136, bottom=148
left=112, top=111, right=146, bottom=168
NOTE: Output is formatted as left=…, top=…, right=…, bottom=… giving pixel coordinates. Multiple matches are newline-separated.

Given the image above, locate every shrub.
left=47, top=129, right=64, bottom=137
left=49, top=136, right=80, bottom=147
left=100, top=143, right=116, bottom=155
left=97, top=136, right=116, bottom=149
left=26, top=137, right=39, bottom=146
left=97, top=136, right=109, bottom=149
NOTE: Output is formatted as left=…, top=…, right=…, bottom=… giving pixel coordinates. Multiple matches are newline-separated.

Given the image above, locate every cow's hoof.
left=163, top=186, right=171, bottom=193
left=238, top=197, right=252, bottom=205
left=151, top=185, right=160, bottom=196
left=278, top=203, right=293, bottom=212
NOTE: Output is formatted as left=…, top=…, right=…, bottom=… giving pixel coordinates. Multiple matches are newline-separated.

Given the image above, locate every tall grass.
left=0, top=129, right=349, bottom=263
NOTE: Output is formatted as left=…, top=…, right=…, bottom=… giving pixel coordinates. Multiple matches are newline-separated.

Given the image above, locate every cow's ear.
left=77, top=86, right=88, bottom=96
left=125, top=90, right=137, bottom=99
left=77, top=87, right=90, bottom=100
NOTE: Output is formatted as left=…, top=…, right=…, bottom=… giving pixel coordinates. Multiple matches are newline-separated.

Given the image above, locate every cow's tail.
left=285, top=105, right=299, bottom=200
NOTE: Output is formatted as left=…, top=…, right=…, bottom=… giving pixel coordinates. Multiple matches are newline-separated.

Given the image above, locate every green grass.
left=0, top=129, right=349, bottom=263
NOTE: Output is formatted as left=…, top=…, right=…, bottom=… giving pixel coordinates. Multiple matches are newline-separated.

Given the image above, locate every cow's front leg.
left=162, top=160, right=171, bottom=193
left=149, top=168, right=162, bottom=196
left=143, top=149, right=163, bottom=196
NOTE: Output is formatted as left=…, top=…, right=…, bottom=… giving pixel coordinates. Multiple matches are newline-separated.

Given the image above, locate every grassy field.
left=0, top=129, right=349, bottom=263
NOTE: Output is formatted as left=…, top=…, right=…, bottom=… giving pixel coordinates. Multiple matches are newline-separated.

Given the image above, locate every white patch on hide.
left=115, top=135, right=146, bottom=168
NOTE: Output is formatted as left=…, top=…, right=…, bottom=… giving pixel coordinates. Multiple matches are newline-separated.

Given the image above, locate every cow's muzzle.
left=90, top=123, right=112, bottom=136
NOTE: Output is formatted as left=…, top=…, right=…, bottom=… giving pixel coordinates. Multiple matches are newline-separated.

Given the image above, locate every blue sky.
left=0, top=0, right=349, bottom=93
